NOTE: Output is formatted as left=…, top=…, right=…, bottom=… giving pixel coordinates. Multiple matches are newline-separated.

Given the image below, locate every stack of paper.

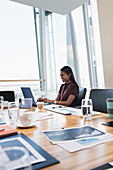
left=43, top=126, right=113, bottom=152
left=45, top=105, right=101, bottom=116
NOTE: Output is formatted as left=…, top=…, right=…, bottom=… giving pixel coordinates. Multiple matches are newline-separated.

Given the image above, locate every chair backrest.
left=89, top=89, right=113, bottom=113
left=74, top=87, right=87, bottom=106
left=0, top=91, right=15, bottom=102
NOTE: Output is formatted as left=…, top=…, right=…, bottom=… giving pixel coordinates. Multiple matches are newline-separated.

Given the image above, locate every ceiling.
left=10, top=0, right=89, bottom=15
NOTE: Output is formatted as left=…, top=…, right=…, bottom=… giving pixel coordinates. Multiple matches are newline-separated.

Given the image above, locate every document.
left=44, top=105, right=101, bottom=116
left=45, top=105, right=74, bottom=115
left=20, top=109, right=54, bottom=121
left=0, top=136, right=46, bottom=169
left=43, top=126, right=113, bottom=152
left=71, top=109, right=101, bottom=117
left=58, top=132, right=113, bottom=152
left=33, top=112, right=54, bottom=120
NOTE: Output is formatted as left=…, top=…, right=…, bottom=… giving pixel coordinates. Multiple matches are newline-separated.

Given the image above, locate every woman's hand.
left=37, top=97, right=43, bottom=102
left=37, top=97, right=54, bottom=103
left=42, top=98, right=50, bottom=103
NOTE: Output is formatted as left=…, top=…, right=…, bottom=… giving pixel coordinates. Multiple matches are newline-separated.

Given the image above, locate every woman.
left=38, top=66, right=79, bottom=107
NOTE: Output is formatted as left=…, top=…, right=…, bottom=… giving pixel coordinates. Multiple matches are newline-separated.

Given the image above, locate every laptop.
left=21, top=87, right=37, bottom=107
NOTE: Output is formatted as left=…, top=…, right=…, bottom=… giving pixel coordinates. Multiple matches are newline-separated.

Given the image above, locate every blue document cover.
left=102, top=121, right=113, bottom=127
left=0, top=133, right=60, bottom=169
left=92, top=163, right=113, bottom=170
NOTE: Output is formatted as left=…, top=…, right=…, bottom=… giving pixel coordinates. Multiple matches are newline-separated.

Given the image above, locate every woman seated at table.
left=38, top=66, right=79, bottom=107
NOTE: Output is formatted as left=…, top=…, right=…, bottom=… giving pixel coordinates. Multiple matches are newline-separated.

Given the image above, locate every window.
left=46, top=13, right=67, bottom=98
left=0, top=1, right=38, bottom=80
left=45, top=0, right=104, bottom=98
left=0, top=0, right=43, bottom=98
left=72, top=6, right=90, bottom=89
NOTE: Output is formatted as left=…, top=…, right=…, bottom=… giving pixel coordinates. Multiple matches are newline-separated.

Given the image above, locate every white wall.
left=97, top=0, right=113, bottom=88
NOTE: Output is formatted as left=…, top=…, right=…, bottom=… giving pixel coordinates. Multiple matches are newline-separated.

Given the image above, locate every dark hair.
left=60, top=66, right=76, bottom=83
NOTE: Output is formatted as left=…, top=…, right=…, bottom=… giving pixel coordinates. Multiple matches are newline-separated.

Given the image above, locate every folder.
left=0, top=133, right=60, bottom=169
left=102, top=121, right=113, bottom=127
left=92, top=162, right=113, bottom=170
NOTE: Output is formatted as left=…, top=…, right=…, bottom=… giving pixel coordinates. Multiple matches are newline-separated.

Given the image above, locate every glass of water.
left=0, top=96, right=4, bottom=111
left=81, top=99, right=93, bottom=120
left=8, top=101, right=19, bottom=124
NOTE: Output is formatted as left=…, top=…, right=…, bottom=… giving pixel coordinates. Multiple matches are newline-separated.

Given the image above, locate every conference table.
left=1, top=107, right=113, bottom=170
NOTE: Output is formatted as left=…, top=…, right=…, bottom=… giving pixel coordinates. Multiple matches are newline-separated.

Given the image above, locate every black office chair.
left=73, top=87, right=87, bottom=108
left=89, top=89, right=113, bottom=113
left=0, top=91, right=15, bottom=102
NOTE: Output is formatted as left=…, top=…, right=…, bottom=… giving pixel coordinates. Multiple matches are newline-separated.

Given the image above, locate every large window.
left=45, top=0, right=104, bottom=98
left=0, top=0, right=104, bottom=99
left=0, top=0, right=43, bottom=98
left=0, top=0, right=38, bottom=80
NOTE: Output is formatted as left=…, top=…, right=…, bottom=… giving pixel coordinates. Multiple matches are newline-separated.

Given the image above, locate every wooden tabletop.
left=1, top=108, right=113, bottom=170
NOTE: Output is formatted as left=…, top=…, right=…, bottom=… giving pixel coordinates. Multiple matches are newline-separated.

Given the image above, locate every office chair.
left=73, top=87, right=87, bottom=108
left=89, top=89, right=113, bottom=113
left=0, top=91, right=15, bottom=102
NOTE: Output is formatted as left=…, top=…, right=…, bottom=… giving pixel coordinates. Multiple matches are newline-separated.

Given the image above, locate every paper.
left=33, top=112, right=54, bottom=120
left=45, top=105, right=73, bottom=115
left=0, top=137, right=46, bottom=169
left=43, top=126, right=105, bottom=144
left=45, top=105, right=101, bottom=116
left=58, top=133, right=113, bottom=152
left=44, top=104, right=63, bottom=109
left=71, top=109, right=101, bottom=117
left=43, top=126, right=113, bottom=152
left=20, top=109, right=54, bottom=121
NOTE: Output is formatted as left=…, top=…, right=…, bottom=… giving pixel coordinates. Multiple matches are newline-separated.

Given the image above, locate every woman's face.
left=60, top=71, right=71, bottom=82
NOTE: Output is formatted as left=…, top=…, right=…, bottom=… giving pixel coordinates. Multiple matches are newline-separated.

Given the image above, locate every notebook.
left=102, top=121, right=113, bottom=127
left=21, top=87, right=37, bottom=107
left=92, top=161, right=113, bottom=170
left=0, top=125, right=18, bottom=138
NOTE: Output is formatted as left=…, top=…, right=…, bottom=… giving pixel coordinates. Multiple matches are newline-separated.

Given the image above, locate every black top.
left=59, top=82, right=79, bottom=107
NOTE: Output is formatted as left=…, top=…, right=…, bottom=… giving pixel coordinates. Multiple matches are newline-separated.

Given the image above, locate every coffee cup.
left=106, top=98, right=113, bottom=118
left=22, top=98, right=32, bottom=109
left=37, top=102, right=44, bottom=110
left=20, top=113, right=34, bottom=126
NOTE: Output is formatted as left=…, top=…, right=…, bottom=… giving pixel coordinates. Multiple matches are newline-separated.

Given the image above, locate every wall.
left=97, top=0, right=113, bottom=88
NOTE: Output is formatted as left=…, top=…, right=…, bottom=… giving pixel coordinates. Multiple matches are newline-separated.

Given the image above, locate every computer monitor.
left=21, top=87, right=37, bottom=106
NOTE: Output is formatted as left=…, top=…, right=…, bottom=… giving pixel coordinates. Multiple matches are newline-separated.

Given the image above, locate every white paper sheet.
left=20, top=109, right=54, bottom=121
left=58, top=133, right=113, bottom=152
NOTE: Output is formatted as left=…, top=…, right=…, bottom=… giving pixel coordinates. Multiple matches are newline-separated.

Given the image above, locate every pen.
left=52, top=106, right=62, bottom=109
left=0, top=128, right=5, bottom=131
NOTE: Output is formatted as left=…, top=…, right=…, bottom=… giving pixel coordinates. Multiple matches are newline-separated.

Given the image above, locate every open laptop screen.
left=21, top=87, right=37, bottom=106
